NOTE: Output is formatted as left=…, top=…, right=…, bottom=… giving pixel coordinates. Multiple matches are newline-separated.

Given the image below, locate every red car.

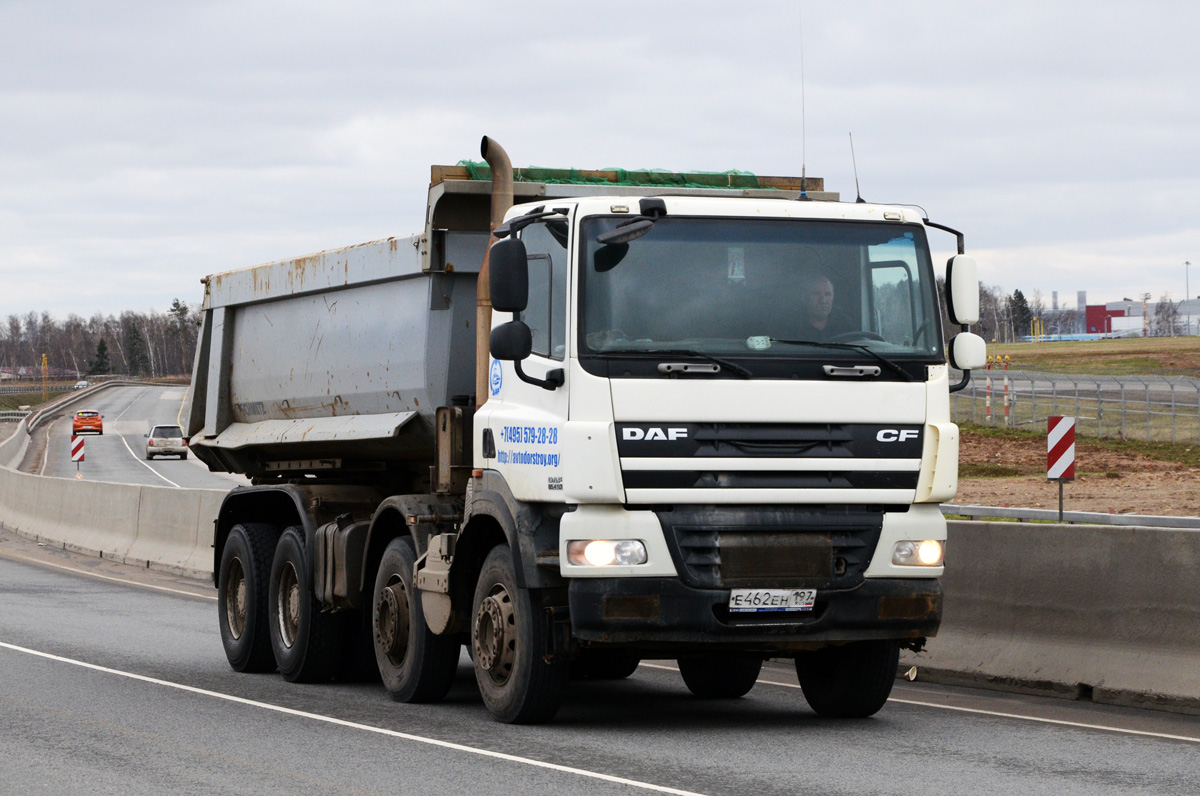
left=72, top=410, right=103, bottom=435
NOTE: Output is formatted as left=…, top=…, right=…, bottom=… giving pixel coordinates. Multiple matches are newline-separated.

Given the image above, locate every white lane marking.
left=0, top=549, right=214, bottom=600
left=0, top=641, right=710, bottom=796
left=117, top=432, right=182, bottom=488
left=38, top=417, right=57, bottom=476
left=104, top=385, right=183, bottom=488
left=640, top=663, right=1200, bottom=745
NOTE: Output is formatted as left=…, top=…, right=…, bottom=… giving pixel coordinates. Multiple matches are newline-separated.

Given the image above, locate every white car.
left=73, top=380, right=91, bottom=390
left=145, top=425, right=188, bottom=459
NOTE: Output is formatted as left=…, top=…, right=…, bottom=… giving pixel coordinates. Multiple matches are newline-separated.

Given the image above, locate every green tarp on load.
left=457, top=160, right=766, bottom=190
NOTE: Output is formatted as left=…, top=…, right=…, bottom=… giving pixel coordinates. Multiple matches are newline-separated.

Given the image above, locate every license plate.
left=728, top=588, right=817, bottom=613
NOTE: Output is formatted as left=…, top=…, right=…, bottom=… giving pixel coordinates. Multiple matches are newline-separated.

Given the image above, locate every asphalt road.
left=1, top=534, right=1197, bottom=796
left=43, top=385, right=247, bottom=489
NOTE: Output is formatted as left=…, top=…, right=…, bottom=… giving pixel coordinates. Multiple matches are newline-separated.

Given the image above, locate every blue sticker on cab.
left=490, top=359, right=503, bottom=396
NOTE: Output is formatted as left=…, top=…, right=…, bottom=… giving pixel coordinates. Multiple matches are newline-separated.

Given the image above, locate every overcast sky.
left=2, top=0, right=1197, bottom=321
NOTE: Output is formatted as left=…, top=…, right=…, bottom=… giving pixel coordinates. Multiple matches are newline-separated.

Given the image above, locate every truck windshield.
left=580, top=216, right=943, bottom=366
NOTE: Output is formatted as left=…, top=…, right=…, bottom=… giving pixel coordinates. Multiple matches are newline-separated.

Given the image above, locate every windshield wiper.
left=598, top=348, right=753, bottom=379
left=768, top=339, right=913, bottom=382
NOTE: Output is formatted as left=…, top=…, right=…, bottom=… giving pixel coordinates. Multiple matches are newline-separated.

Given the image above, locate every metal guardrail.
left=952, top=368, right=1200, bottom=443
left=0, top=410, right=32, bottom=421
left=944, top=504, right=1200, bottom=529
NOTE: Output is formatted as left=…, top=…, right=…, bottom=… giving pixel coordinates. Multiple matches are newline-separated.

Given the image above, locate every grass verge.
left=960, top=421, right=1200, bottom=471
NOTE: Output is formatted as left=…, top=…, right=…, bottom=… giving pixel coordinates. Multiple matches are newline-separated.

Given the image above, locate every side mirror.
left=596, top=217, right=655, bottom=245
left=489, top=237, right=528, bottom=313
left=490, top=320, right=533, bottom=361
left=948, top=332, right=987, bottom=371
left=946, top=255, right=979, bottom=325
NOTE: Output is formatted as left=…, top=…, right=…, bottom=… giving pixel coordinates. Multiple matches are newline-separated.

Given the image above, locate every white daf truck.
left=184, top=137, right=986, bottom=723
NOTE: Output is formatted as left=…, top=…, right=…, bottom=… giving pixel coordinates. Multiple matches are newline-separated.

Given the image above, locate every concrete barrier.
left=0, top=463, right=225, bottom=580
left=1, top=381, right=222, bottom=579
left=902, top=519, right=1200, bottom=714
left=0, top=417, right=31, bottom=469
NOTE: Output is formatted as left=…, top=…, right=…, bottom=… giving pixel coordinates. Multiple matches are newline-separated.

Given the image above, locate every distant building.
left=1096, top=298, right=1200, bottom=336
left=1087, top=305, right=1126, bottom=334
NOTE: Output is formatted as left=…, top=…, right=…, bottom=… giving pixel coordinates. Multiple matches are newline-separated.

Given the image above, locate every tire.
left=795, top=640, right=900, bottom=718
left=371, top=537, right=461, bottom=702
left=571, top=650, right=641, bottom=680
left=678, top=653, right=762, bottom=698
left=471, top=546, right=568, bottom=724
left=181, top=452, right=188, bottom=460
left=268, top=527, right=343, bottom=683
left=217, top=523, right=278, bottom=673
left=146, top=454, right=154, bottom=460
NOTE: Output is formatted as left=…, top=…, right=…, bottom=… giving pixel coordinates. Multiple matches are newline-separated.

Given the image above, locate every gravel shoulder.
left=954, top=432, right=1200, bottom=516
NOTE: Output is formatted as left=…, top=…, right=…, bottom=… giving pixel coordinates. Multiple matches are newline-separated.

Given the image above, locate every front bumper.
left=568, top=576, right=941, bottom=653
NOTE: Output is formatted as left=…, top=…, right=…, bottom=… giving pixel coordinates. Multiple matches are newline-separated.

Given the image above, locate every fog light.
left=567, top=539, right=648, bottom=567
left=892, top=539, right=944, bottom=567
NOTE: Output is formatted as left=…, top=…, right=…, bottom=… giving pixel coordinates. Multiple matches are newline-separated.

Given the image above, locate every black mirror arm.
left=493, top=208, right=569, bottom=239
left=514, top=360, right=564, bottom=391
left=948, top=321, right=972, bottom=393
left=949, top=369, right=972, bottom=393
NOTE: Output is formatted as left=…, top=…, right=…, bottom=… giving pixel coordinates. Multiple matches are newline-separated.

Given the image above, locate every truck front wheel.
left=217, top=523, right=277, bottom=673
left=268, top=527, right=343, bottom=683
left=471, top=546, right=568, bottom=724
left=371, top=537, right=461, bottom=702
left=678, top=653, right=762, bottom=698
left=794, top=640, right=900, bottom=718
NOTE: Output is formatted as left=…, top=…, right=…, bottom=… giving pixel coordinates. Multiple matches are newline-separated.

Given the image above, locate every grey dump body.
left=183, top=231, right=487, bottom=475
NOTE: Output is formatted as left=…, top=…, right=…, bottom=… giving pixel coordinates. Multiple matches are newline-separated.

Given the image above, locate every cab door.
left=478, top=219, right=571, bottom=500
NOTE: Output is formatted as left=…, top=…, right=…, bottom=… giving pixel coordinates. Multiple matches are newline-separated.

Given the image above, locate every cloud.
left=1, top=0, right=1198, bottom=319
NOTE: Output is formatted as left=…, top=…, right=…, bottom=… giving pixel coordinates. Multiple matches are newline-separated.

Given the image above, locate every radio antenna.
left=798, top=7, right=810, bottom=201
left=849, top=132, right=864, bottom=203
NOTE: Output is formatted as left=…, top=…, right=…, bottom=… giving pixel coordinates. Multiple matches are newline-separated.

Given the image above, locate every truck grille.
left=658, top=506, right=884, bottom=591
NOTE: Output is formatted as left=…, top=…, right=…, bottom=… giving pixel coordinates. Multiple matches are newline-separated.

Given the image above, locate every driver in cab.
left=798, top=272, right=852, bottom=342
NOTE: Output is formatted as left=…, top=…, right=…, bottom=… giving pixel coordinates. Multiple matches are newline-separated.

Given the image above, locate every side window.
left=518, top=221, right=568, bottom=360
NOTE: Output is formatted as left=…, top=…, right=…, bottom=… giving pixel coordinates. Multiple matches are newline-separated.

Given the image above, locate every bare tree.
left=1153, top=294, right=1181, bottom=336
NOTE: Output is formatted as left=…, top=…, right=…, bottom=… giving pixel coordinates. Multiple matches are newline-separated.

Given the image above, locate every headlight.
left=567, top=539, right=648, bottom=567
left=892, top=539, right=944, bottom=567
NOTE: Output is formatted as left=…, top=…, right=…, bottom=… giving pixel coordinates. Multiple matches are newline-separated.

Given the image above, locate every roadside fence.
left=952, top=369, right=1200, bottom=443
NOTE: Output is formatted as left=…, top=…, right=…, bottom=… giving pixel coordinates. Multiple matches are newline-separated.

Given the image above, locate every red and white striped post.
left=1047, top=416, right=1075, bottom=520
left=70, top=435, right=85, bottom=478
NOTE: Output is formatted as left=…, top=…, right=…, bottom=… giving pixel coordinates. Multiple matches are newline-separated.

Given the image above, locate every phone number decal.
left=499, top=425, right=559, bottom=445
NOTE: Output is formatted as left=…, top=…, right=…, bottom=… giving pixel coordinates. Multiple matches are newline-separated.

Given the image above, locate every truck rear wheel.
left=678, top=653, right=762, bottom=698
left=217, top=523, right=277, bottom=673
left=268, top=527, right=343, bottom=683
left=372, top=537, right=461, bottom=702
left=794, top=640, right=900, bottom=718
left=471, top=546, right=568, bottom=724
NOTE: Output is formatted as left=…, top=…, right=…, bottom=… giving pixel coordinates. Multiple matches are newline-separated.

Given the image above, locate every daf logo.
left=877, top=429, right=919, bottom=443
left=623, top=427, right=689, bottom=441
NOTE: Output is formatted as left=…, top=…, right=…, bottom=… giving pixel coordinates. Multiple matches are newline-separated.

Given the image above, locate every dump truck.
left=184, top=136, right=986, bottom=723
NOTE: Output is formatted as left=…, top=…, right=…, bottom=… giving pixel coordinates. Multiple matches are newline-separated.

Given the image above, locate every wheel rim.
left=276, top=561, right=301, bottom=649
left=473, top=582, right=515, bottom=685
left=226, top=557, right=247, bottom=640
left=374, top=577, right=410, bottom=664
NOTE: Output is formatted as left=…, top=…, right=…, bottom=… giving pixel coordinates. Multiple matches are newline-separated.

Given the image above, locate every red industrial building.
left=1085, top=305, right=1126, bottom=334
